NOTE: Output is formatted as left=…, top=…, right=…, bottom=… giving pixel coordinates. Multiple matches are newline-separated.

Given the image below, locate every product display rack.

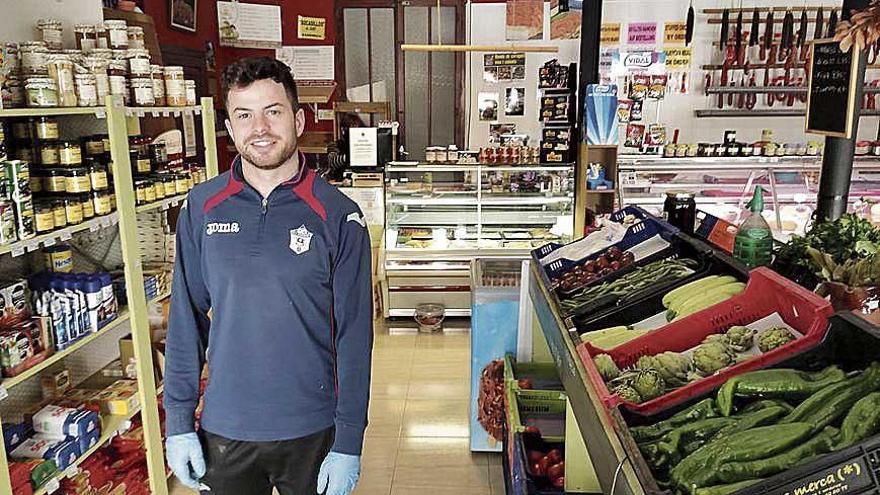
left=0, top=96, right=218, bottom=495
left=383, top=161, right=574, bottom=317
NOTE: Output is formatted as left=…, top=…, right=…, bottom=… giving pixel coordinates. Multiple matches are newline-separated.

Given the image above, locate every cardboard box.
left=40, top=368, right=70, bottom=399
left=93, top=381, right=139, bottom=416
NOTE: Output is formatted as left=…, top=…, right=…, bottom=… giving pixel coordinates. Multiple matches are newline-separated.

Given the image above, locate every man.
left=163, top=56, right=373, bottom=495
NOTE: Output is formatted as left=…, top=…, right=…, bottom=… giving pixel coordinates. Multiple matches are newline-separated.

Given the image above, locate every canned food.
left=43, top=244, right=72, bottom=272
left=34, top=203, right=55, bottom=234
left=44, top=169, right=67, bottom=193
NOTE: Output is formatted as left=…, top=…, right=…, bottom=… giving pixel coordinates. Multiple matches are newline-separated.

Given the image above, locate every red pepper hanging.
left=827, top=9, right=838, bottom=39
left=721, top=8, right=730, bottom=52
left=763, top=10, right=775, bottom=52
left=814, top=7, right=824, bottom=40
left=686, top=0, right=695, bottom=46
left=735, top=10, right=744, bottom=58
left=749, top=8, right=760, bottom=46
left=797, top=10, right=807, bottom=47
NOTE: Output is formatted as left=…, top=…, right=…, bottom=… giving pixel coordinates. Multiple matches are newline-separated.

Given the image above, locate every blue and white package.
left=584, top=84, right=619, bottom=145
left=32, top=405, right=99, bottom=439
left=74, top=426, right=101, bottom=454
left=3, top=422, right=33, bottom=452
left=11, top=435, right=80, bottom=471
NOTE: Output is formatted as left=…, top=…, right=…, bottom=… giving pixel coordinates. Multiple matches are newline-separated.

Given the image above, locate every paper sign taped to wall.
left=298, top=16, right=326, bottom=40
left=665, top=47, right=692, bottom=69
left=601, top=23, right=621, bottom=45
left=664, top=21, right=687, bottom=45
left=627, top=22, right=657, bottom=45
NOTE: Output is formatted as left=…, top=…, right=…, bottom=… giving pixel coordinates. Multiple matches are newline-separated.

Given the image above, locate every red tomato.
left=527, top=450, right=544, bottom=463
left=530, top=461, right=545, bottom=477
left=538, top=456, right=553, bottom=475
left=552, top=476, right=565, bottom=489
left=546, top=461, right=565, bottom=480
left=546, top=449, right=563, bottom=464
left=523, top=426, right=541, bottom=438
left=518, top=378, right=533, bottom=390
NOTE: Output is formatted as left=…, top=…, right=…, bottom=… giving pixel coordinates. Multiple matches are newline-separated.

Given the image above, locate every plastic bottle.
left=82, top=275, right=103, bottom=333
left=733, top=186, right=774, bottom=268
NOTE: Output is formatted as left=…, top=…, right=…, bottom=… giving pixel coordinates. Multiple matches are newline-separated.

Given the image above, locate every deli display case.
left=383, top=162, right=574, bottom=317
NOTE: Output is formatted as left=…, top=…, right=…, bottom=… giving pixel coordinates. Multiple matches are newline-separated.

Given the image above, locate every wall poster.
left=217, top=1, right=282, bottom=49
left=550, top=0, right=582, bottom=40
left=484, top=53, right=526, bottom=83
left=506, top=0, right=544, bottom=41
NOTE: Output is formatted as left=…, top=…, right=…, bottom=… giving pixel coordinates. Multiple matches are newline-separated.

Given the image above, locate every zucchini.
left=671, top=283, right=746, bottom=321
left=663, top=275, right=736, bottom=310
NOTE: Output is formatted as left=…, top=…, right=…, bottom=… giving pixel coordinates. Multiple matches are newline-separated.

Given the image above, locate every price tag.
left=162, top=202, right=170, bottom=211
left=45, top=478, right=60, bottom=494
left=0, top=385, right=9, bottom=402
left=119, top=420, right=133, bottom=434
left=60, top=231, right=73, bottom=241
left=64, top=466, right=79, bottom=478
left=162, top=110, right=171, bottom=117
left=11, top=247, right=25, bottom=257
left=90, top=223, right=100, bottom=232
left=194, top=108, right=202, bottom=115
left=25, top=241, right=40, bottom=253
left=95, top=109, right=106, bottom=119
left=43, top=237, right=56, bottom=247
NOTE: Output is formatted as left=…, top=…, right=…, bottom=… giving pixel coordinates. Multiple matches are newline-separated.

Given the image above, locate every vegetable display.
left=663, top=276, right=746, bottom=321
left=631, top=363, right=880, bottom=494
left=561, top=258, right=698, bottom=314
left=553, top=246, right=637, bottom=293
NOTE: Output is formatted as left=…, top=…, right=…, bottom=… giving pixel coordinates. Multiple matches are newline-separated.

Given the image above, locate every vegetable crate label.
left=768, top=458, right=871, bottom=495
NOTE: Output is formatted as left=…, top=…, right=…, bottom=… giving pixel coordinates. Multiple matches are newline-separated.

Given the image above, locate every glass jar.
left=59, top=139, right=82, bottom=166
left=20, top=41, right=49, bottom=75
left=160, top=173, right=176, bottom=197
left=108, top=59, right=128, bottom=104
left=83, top=57, right=110, bottom=105
left=47, top=54, right=77, bottom=107
left=98, top=134, right=111, bottom=158
left=11, top=122, right=33, bottom=141
left=81, top=136, right=104, bottom=158
left=65, top=167, right=90, bottom=193
left=3, top=42, right=19, bottom=70
left=38, top=140, right=59, bottom=166
left=36, top=19, right=63, bottom=51
left=127, top=26, right=145, bottom=50
left=50, top=200, right=66, bottom=228
left=130, top=149, right=151, bottom=176
left=25, top=77, right=57, bottom=107
left=13, top=141, right=35, bottom=162
left=88, top=162, right=108, bottom=190
left=148, top=142, right=168, bottom=170
left=43, top=168, right=67, bottom=193
left=127, top=48, right=150, bottom=76
left=152, top=176, right=166, bottom=199
left=89, top=48, right=114, bottom=61
left=150, top=65, right=166, bottom=106
left=63, top=195, right=83, bottom=225
left=185, top=80, right=196, bottom=106
left=74, top=24, right=97, bottom=52
left=175, top=174, right=188, bottom=194
left=95, top=24, right=109, bottom=49
left=163, top=66, right=186, bottom=106
left=129, top=135, right=148, bottom=155
left=131, top=77, right=155, bottom=106
left=35, top=117, right=59, bottom=140
left=104, top=20, right=129, bottom=50
left=29, top=170, right=43, bottom=194
left=79, top=193, right=94, bottom=219
left=134, top=180, right=147, bottom=205
left=74, top=73, right=98, bottom=107
left=143, top=179, right=156, bottom=203
left=93, top=189, right=112, bottom=215
left=2, top=75, right=25, bottom=109
left=34, top=203, right=54, bottom=233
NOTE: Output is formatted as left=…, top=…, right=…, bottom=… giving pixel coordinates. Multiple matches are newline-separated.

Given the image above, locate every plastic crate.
left=504, top=354, right=564, bottom=392
left=579, top=267, right=833, bottom=415
left=612, top=311, right=880, bottom=495
left=571, top=248, right=749, bottom=336
left=531, top=207, right=673, bottom=272
left=507, top=388, right=566, bottom=439
left=559, top=234, right=722, bottom=321
left=513, top=432, right=567, bottom=494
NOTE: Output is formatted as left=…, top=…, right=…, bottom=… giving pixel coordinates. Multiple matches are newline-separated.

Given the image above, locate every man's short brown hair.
left=221, top=56, right=299, bottom=110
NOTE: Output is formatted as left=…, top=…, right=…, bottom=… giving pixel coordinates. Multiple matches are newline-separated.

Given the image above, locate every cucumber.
left=579, top=326, right=630, bottom=343
left=672, top=283, right=746, bottom=321
left=663, top=276, right=736, bottom=310
left=668, top=278, right=741, bottom=313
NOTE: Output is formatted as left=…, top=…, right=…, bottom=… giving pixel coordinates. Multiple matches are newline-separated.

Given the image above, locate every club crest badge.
left=289, top=225, right=313, bottom=255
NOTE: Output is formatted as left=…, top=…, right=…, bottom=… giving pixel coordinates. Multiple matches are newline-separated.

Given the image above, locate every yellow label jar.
left=43, top=168, right=67, bottom=193
left=65, top=168, right=91, bottom=194
left=153, top=177, right=166, bottom=200
left=143, top=179, right=156, bottom=203
left=88, top=162, right=109, bottom=190
left=134, top=180, right=147, bottom=205
left=29, top=170, right=44, bottom=194
left=161, top=174, right=176, bottom=197
left=80, top=193, right=94, bottom=219
left=52, top=201, right=67, bottom=228
left=34, top=203, right=55, bottom=233
left=175, top=174, right=188, bottom=194
left=81, top=136, right=105, bottom=158
left=93, top=190, right=113, bottom=216
left=36, top=19, right=63, bottom=51
left=59, top=140, right=83, bottom=166
left=64, top=196, right=84, bottom=225
left=35, top=117, right=59, bottom=140
left=39, top=140, right=59, bottom=166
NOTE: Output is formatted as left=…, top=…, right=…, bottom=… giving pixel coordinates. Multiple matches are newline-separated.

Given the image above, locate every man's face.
left=225, top=79, right=305, bottom=170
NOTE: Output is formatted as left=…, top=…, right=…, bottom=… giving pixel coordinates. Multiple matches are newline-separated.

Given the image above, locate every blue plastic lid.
left=83, top=276, right=103, bottom=293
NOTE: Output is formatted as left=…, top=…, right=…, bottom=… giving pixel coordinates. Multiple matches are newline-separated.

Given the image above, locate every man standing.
left=163, top=57, right=373, bottom=495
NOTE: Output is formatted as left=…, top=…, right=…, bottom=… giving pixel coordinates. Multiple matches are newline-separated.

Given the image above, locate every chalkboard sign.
left=806, top=39, right=863, bottom=138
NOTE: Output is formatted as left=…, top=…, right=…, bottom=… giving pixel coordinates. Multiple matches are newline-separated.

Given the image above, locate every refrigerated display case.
left=383, top=162, right=574, bottom=317
left=617, top=155, right=880, bottom=237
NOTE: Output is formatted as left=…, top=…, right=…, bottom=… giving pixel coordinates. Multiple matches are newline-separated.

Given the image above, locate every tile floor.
left=170, top=326, right=505, bottom=495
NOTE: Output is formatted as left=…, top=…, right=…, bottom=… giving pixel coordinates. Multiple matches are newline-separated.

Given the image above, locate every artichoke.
left=614, top=383, right=643, bottom=403
left=632, top=368, right=666, bottom=401
left=594, top=353, right=621, bottom=381
left=702, top=333, right=729, bottom=346
left=653, top=351, right=693, bottom=387
left=693, top=341, right=735, bottom=376
left=757, top=327, right=796, bottom=353
left=725, top=325, right=757, bottom=352
left=637, top=354, right=660, bottom=371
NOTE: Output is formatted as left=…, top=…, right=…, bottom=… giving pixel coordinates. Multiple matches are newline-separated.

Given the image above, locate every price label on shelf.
left=43, top=237, right=56, bottom=247
left=25, top=241, right=40, bottom=253
left=45, top=478, right=61, bottom=494
left=65, top=466, right=80, bottom=479
left=60, top=231, right=73, bottom=241
left=11, top=247, right=25, bottom=257
left=0, top=386, right=8, bottom=402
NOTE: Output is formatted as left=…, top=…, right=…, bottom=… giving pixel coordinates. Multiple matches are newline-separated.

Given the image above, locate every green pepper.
left=670, top=423, right=813, bottom=493
left=716, top=366, right=846, bottom=416
left=783, top=363, right=880, bottom=432
left=655, top=416, right=738, bottom=459
left=632, top=399, right=719, bottom=443
left=716, top=426, right=838, bottom=484
left=837, top=391, right=880, bottom=450
left=737, top=399, right=793, bottom=415
left=694, top=479, right=764, bottom=495
left=711, top=406, right=789, bottom=444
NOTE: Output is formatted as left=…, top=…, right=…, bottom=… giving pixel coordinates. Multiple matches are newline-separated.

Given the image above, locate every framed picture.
left=170, top=0, right=197, bottom=33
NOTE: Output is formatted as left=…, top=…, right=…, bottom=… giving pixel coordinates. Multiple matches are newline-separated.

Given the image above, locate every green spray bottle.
left=733, top=186, right=773, bottom=268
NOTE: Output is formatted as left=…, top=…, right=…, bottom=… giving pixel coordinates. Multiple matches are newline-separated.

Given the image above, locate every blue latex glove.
left=166, top=432, right=206, bottom=490
left=316, top=452, right=361, bottom=495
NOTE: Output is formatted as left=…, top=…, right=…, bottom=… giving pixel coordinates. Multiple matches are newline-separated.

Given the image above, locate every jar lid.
left=131, top=78, right=152, bottom=87
left=74, top=23, right=96, bottom=30
left=163, top=65, right=184, bottom=73
left=74, top=72, right=96, bottom=81
left=126, top=48, right=150, bottom=58
left=108, top=60, right=127, bottom=70
left=58, top=139, right=79, bottom=146
left=184, top=80, right=196, bottom=87
left=45, top=168, right=65, bottom=176
left=666, top=190, right=695, bottom=199
left=37, top=18, right=62, bottom=27
left=104, top=20, right=128, bottom=27
left=46, top=53, right=72, bottom=63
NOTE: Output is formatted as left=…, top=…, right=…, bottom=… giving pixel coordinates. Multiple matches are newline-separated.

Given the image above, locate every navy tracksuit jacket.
left=163, top=154, right=373, bottom=455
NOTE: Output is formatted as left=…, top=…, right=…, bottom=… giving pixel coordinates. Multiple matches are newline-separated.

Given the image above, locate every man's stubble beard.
left=239, top=137, right=298, bottom=170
